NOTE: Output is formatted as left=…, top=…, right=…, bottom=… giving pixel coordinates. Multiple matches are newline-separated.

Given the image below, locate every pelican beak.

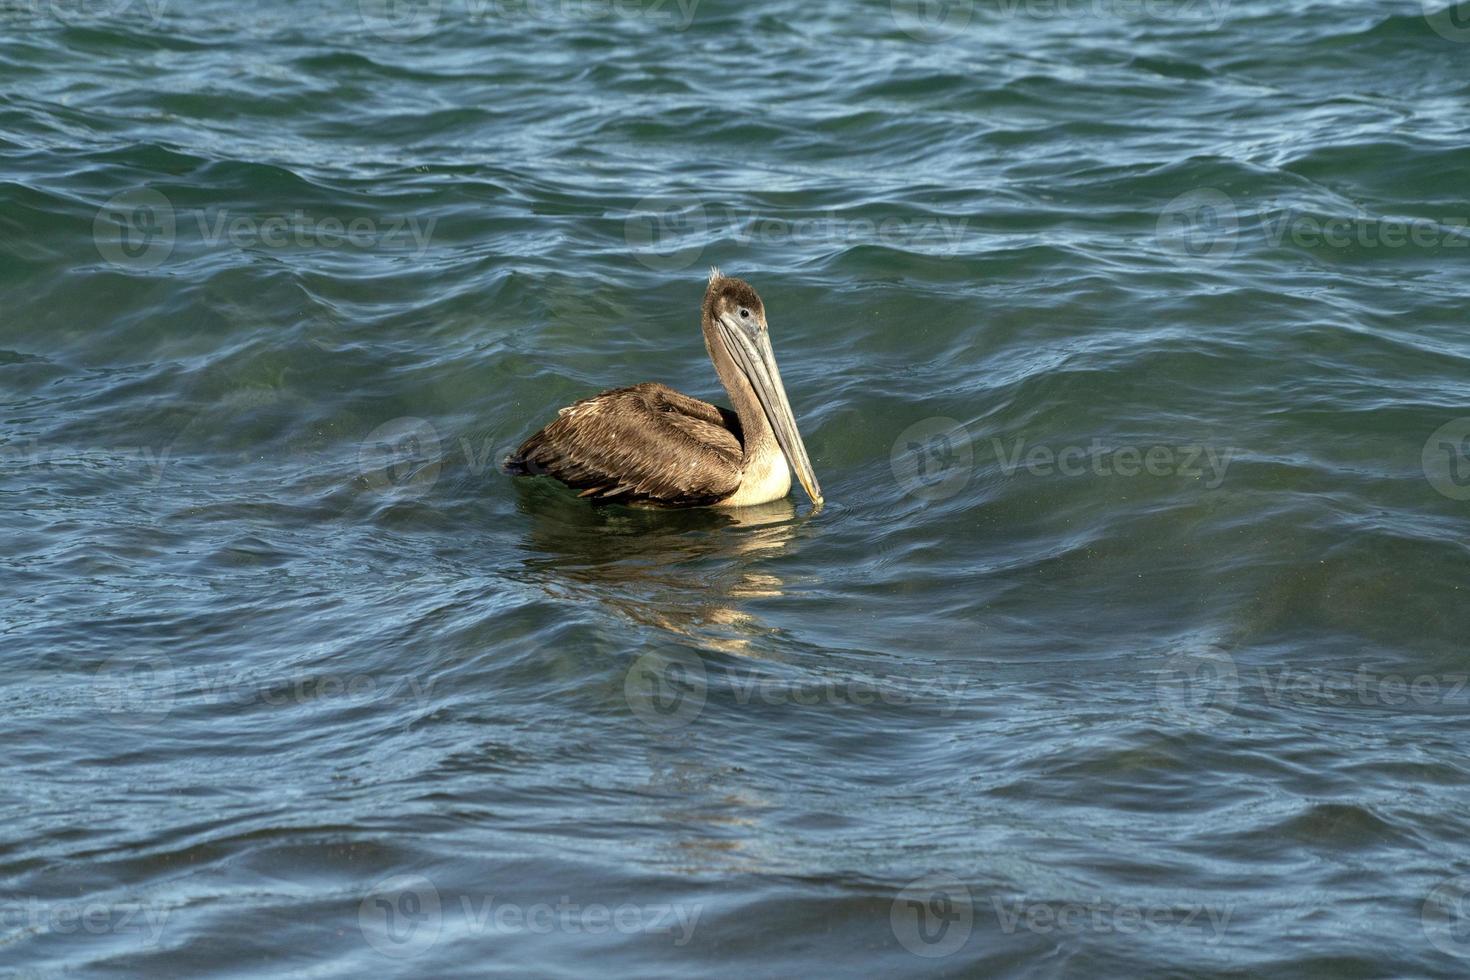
left=718, top=314, right=824, bottom=509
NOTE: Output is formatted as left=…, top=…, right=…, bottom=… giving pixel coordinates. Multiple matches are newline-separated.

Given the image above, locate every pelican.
left=505, top=270, right=823, bottom=509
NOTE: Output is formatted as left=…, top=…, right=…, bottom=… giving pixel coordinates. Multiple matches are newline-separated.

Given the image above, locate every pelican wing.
left=507, top=383, right=743, bottom=506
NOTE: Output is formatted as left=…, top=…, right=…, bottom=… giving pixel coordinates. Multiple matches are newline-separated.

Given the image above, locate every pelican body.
left=506, top=271, right=823, bottom=509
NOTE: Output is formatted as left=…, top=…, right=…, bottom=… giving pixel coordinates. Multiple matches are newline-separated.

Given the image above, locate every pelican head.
left=702, top=269, right=824, bottom=508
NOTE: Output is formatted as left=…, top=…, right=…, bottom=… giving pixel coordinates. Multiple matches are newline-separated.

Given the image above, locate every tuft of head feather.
left=707, top=265, right=723, bottom=284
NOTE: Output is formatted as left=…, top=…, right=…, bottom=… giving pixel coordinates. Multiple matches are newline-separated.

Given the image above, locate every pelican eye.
left=739, top=308, right=750, bottom=319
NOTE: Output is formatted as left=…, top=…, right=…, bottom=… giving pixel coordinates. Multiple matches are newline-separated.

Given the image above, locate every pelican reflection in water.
left=505, top=270, right=823, bottom=510
left=516, top=500, right=799, bottom=657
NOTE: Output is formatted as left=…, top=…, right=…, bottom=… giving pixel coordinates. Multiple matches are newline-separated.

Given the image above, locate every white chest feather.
left=717, top=446, right=791, bottom=507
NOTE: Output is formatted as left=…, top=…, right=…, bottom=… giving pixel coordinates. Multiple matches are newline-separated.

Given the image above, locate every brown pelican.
left=505, top=270, right=823, bottom=510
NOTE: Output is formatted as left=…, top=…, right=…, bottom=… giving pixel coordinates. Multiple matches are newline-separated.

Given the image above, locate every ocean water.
left=4, top=0, right=1470, bottom=975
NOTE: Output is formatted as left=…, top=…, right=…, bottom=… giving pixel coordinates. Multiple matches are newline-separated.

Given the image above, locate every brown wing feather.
left=506, top=383, right=744, bottom=507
